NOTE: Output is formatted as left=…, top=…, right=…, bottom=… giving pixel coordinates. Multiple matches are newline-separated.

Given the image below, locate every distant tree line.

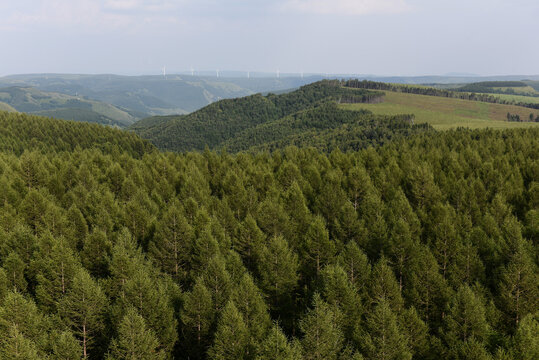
left=457, top=82, right=539, bottom=98
left=507, top=112, right=539, bottom=122
left=344, top=79, right=539, bottom=110
left=338, top=94, right=385, bottom=104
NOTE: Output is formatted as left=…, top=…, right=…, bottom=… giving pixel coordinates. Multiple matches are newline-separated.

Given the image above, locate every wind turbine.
left=276, top=69, right=280, bottom=79
left=190, top=66, right=194, bottom=76
left=216, top=69, right=220, bottom=78
left=247, top=71, right=250, bottom=79
left=162, top=66, right=166, bottom=79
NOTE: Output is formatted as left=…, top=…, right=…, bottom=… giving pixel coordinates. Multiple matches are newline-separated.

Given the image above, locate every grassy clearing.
left=340, top=91, right=539, bottom=130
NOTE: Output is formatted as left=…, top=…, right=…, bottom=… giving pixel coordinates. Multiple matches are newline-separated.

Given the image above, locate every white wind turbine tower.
left=276, top=69, right=280, bottom=79
left=162, top=66, right=166, bottom=79
left=216, top=69, right=220, bottom=78
left=247, top=71, right=250, bottom=79
left=190, top=66, right=194, bottom=76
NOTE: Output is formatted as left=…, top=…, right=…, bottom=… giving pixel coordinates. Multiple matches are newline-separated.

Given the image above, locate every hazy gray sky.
left=1, top=0, right=537, bottom=76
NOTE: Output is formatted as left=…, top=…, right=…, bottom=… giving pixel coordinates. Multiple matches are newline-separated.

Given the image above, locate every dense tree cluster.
left=0, top=111, right=153, bottom=157
left=222, top=101, right=430, bottom=152
left=345, top=80, right=539, bottom=110
left=131, top=81, right=385, bottom=152
left=0, top=111, right=537, bottom=359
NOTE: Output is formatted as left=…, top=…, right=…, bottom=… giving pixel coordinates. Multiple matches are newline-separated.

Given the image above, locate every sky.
left=1, top=0, right=537, bottom=76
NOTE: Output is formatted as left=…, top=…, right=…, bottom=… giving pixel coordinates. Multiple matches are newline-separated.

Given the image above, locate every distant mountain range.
left=0, top=74, right=322, bottom=126
left=0, top=86, right=142, bottom=127
left=1, top=73, right=539, bottom=128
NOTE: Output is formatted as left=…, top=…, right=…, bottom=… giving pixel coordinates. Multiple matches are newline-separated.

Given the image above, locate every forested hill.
left=0, top=111, right=154, bottom=157
left=129, top=80, right=413, bottom=152
left=0, top=124, right=537, bottom=359
left=0, top=86, right=144, bottom=127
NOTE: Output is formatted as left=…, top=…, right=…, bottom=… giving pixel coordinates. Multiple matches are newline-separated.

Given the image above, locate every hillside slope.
left=0, top=86, right=141, bottom=127
left=131, top=80, right=394, bottom=152
left=341, top=90, right=539, bottom=130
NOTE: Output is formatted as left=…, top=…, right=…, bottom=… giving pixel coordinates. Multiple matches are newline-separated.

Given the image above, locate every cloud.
left=0, top=0, right=185, bottom=32
left=283, top=0, right=411, bottom=15
left=103, top=0, right=184, bottom=12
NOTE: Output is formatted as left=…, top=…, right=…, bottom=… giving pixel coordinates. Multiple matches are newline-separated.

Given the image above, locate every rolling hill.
left=132, top=79, right=539, bottom=153
left=0, top=86, right=142, bottom=127
left=130, top=80, right=431, bottom=152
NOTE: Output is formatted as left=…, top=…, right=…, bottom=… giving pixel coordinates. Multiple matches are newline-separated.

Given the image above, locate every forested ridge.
left=130, top=80, right=389, bottom=152
left=0, top=109, right=537, bottom=359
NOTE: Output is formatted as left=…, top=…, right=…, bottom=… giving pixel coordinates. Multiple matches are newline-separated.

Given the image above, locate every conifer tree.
left=320, top=264, right=362, bottom=341
left=107, top=307, right=164, bottom=360
left=236, top=214, right=264, bottom=269
left=300, top=293, right=344, bottom=360
left=202, top=255, right=232, bottom=314
left=0, top=291, right=47, bottom=345
left=369, top=258, right=404, bottom=311
left=283, top=181, right=310, bottom=242
left=231, top=273, right=271, bottom=354
left=19, top=189, right=48, bottom=234
left=444, top=285, right=489, bottom=347
left=192, top=228, right=221, bottom=273
left=208, top=301, right=249, bottom=360
left=398, top=307, right=429, bottom=359
left=405, top=247, right=450, bottom=328
left=256, top=324, right=302, bottom=360
left=120, top=268, right=178, bottom=357
left=303, top=215, right=334, bottom=277
left=32, top=235, right=80, bottom=312
left=257, top=235, right=298, bottom=311
left=3, top=252, right=27, bottom=293
left=108, top=228, right=147, bottom=299
left=498, top=245, right=538, bottom=327
left=180, top=278, right=214, bottom=359
left=356, top=299, right=411, bottom=360
left=47, top=330, right=82, bottom=360
left=59, top=268, right=108, bottom=359
left=148, top=200, right=193, bottom=281
left=66, top=204, right=88, bottom=249
left=454, top=339, right=491, bottom=360
left=387, top=219, right=419, bottom=292
left=0, top=325, right=41, bottom=360
left=337, top=241, right=371, bottom=292
left=511, top=312, right=538, bottom=360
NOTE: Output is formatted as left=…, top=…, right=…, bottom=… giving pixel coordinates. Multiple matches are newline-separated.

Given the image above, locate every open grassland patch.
left=340, top=91, right=539, bottom=130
